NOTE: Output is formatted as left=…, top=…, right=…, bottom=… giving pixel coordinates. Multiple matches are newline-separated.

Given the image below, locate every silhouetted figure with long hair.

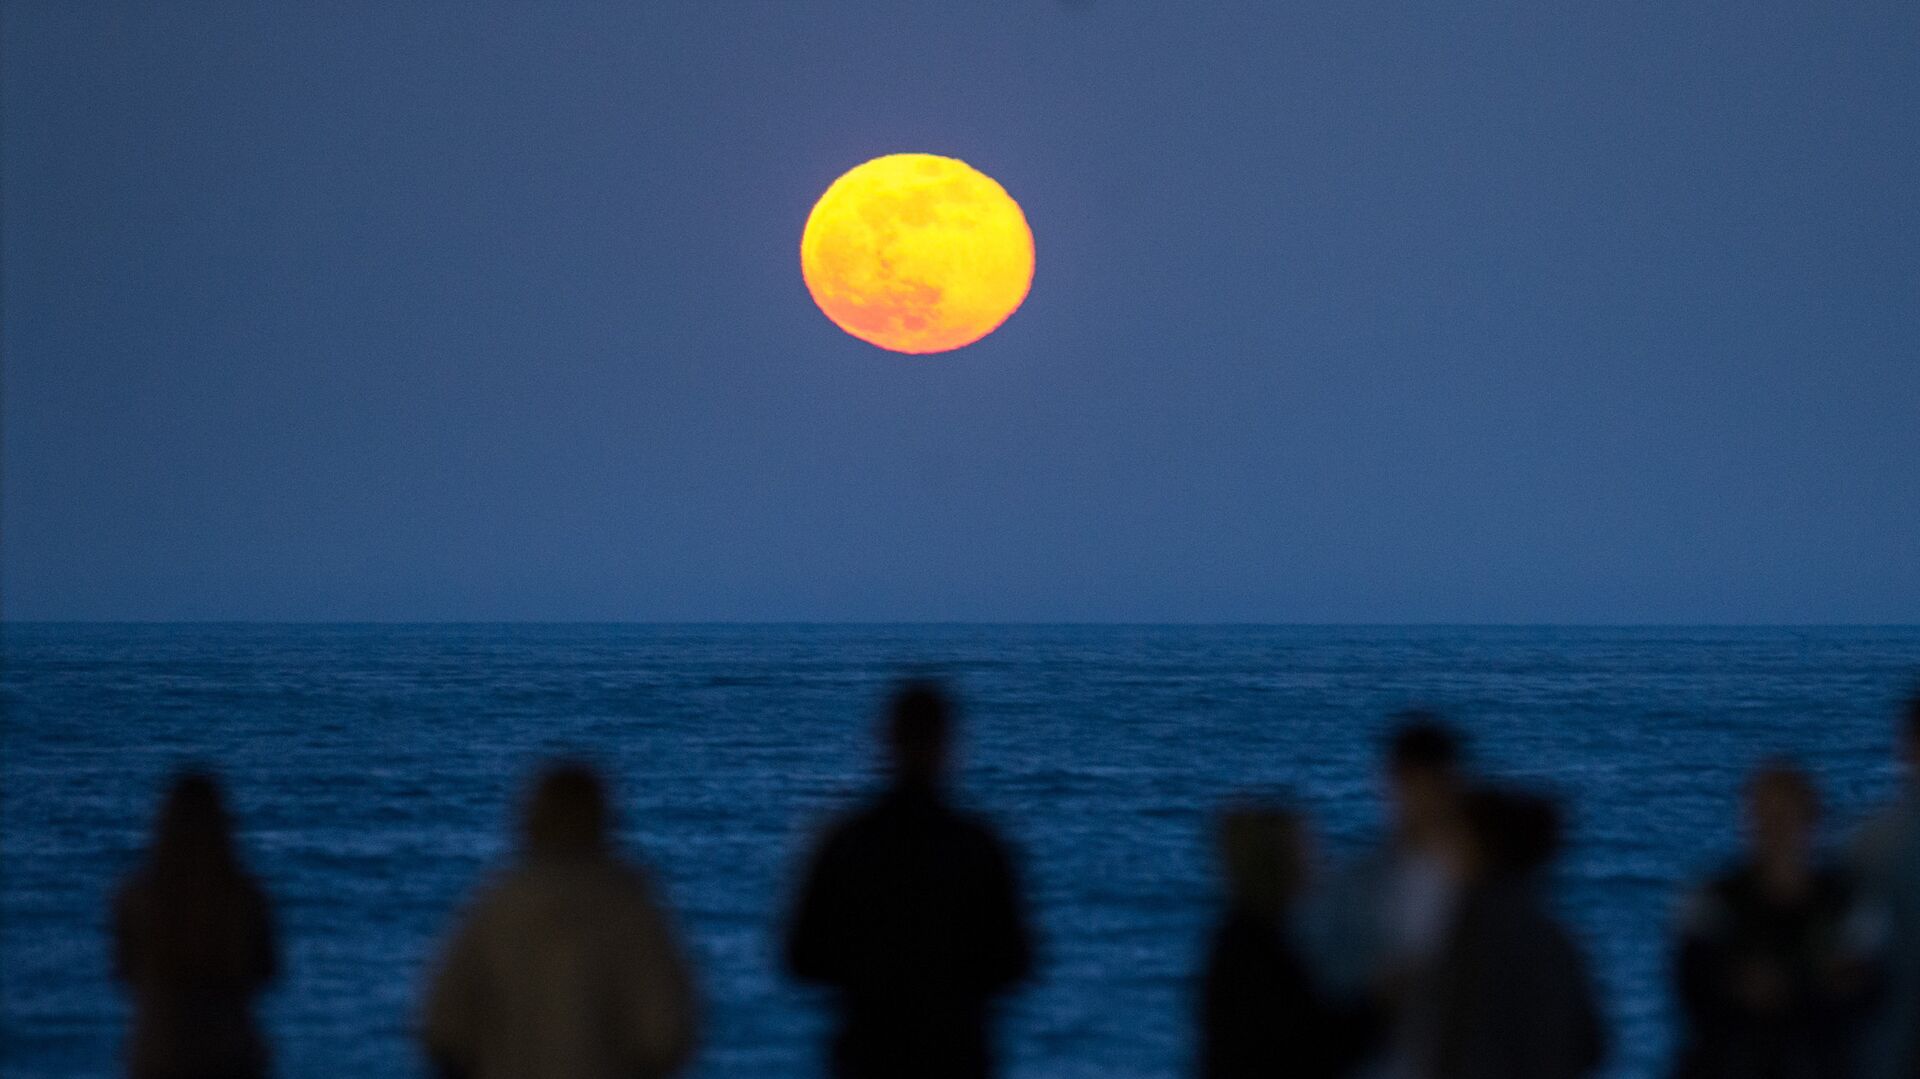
left=1424, top=786, right=1606, bottom=1079
left=1671, top=762, right=1881, bottom=1079
left=1198, top=801, right=1379, bottom=1079
left=112, top=770, right=277, bottom=1079
left=784, top=681, right=1034, bottom=1079
left=422, top=762, right=697, bottom=1079
left=1847, top=693, right=1920, bottom=1079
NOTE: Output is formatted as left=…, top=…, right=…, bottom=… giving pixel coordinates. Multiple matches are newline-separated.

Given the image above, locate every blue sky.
left=4, top=2, right=1916, bottom=621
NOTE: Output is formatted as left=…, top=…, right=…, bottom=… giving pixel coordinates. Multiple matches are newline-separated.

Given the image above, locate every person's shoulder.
left=1683, top=858, right=1761, bottom=907
left=113, top=865, right=153, bottom=905
left=546, top=853, right=656, bottom=892
left=944, top=805, right=1021, bottom=859
left=846, top=795, right=904, bottom=829
left=451, top=866, right=520, bottom=916
left=110, top=868, right=155, bottom=934
left=795, top=802, right=893, bottom=876
left=946, top=803, right=1009, bottom=837
left=814, top=798, right=890, bottom=848
left=466, top=859, right=587, bottom=911
left=234, top=869, right=273, bottom=915
left=580, top=860, right=681, bottom=937
left=1708, top=859, right=1757, bottom=894
left=602, top=857, right=666, bottom=901
left=1200, top=913, right=1260, bottom=979
left=834, top=792, right=1004, bottom=836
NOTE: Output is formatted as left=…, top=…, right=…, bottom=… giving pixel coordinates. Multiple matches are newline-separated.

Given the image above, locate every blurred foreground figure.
left=1425, top=786, right=1606, bottom=1079
left=1671, top=762, right=1881, bottom=1079
left=1848, top=694, right=1920, bottom=1079
left=785, top=681, right=1035, bottom=1079
left=1198, top=802, right=1378, bottom=1079
left=112, top=771, right=278, bottom=1079
left=1305, top=714, right=1466, bottom=1077
left=422, top=763, right=697, bottom=1079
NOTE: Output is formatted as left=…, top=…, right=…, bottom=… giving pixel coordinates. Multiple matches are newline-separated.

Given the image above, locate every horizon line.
left=5, top=619, right=1919, bottom=629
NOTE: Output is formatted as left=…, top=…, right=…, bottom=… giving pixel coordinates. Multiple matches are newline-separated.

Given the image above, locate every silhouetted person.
left=1199, top=801, right=1379, bottom=1079
left=784, top=681, right=1034, bottom=1079
left=1847, top=693, right=1920, bottom=1079
left=112, top=771, right=277, bottom=1079
left=1671, top=762, right=1881, bottom=1079
left=1304, top=713, right=1467, bottom=1078
left=1424, top=786, right=1606, bottom=1079
left=422, top=763, right=697, bottom=1079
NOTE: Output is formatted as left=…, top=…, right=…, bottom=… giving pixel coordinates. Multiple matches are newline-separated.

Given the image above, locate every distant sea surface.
left=3, top=624, right=1917, bottom=1079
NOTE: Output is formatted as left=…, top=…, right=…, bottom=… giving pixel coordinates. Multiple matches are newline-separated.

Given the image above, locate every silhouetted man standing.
left=785, top=681, right=1035, bottom=1079
left=1303, top=714, right=1468, bottom=1079
left=1672, top=763, right=1880, bottom=1079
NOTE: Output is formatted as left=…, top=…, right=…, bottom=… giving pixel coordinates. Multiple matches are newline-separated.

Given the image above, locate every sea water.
left=3, top=624, right=1916, bottom=1078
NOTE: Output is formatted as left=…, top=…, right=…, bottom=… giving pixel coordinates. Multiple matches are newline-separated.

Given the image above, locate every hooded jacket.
left=423, top=854, right=697, bottom=1079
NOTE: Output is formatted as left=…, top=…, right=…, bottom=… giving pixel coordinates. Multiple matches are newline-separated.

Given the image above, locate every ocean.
left=3, top=624, right=1916, bottom=1078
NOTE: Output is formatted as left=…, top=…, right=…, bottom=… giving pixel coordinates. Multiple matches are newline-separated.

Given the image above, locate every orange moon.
left=801, top=154, right=1034, bottom=354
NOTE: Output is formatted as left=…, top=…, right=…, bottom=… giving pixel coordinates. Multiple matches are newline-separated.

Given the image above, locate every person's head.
left=522, top=762, right=612, bottom=860
left=149, top=769, right=238, bottom=877
left=138, top=770, right=256, bottom=971
left=1456, top=785, right=1561, bottom=883
left=883, top=680, right=953, bottom=788
left=1746, top=760, right=1819, bottom=864
left=1217, top=801, right=1308, bottom=915
left=1384, top=712, right=1464, bottom=840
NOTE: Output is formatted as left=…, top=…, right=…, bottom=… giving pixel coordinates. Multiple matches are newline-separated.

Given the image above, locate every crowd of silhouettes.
left=109, top=683, right=1920, bottom=1079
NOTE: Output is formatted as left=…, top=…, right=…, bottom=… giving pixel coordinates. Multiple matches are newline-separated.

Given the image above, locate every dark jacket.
left=1427, top=878, right=1606, bottom=1079
left=785, top=785, right=1034, bottom=1079
left=1670, top=862, right=1881, bottom=1079
left=1198, top=908, right=1379, bottom=1079
left=112, top=866, right=277, bottom=1079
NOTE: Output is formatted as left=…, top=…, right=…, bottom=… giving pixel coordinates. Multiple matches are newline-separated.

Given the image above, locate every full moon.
left=801, top=154, right=1034, bottom=354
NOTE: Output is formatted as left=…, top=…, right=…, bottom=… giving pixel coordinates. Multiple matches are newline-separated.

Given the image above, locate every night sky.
left=4, top=3, right=1916, bottom=622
